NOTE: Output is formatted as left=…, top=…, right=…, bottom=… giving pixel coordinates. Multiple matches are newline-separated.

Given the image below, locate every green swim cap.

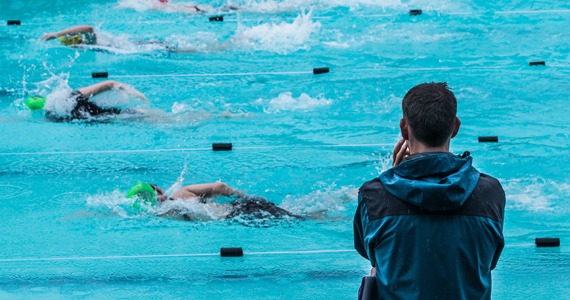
left=127, top=182, right=157, bottom=207
left=58, top=34, right=83, bottom=46
left=24, top=96, right=46, bottom=110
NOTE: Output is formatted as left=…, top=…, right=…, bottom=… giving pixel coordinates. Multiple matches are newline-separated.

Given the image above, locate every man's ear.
left=400, top=118, right=409, bottom=140
left=451, top=117, right=461, bottom=138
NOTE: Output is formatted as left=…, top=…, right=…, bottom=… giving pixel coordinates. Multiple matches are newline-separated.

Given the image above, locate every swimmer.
left=119, top=0, right=238, bottom=13
left=126, top=181, right=301, bottom=221
left=41, top=25, right=97, bottom=46
left=24, top=80, right=149, bottom=122
left=150, top=0, right=240, bottom=13
left=40, top=25, right=198, bottom=53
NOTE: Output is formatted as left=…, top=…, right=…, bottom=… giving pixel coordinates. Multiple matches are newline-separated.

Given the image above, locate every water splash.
left=87, top=190, right=230, bottom=221
left=165, top=164, right=188, bottom=197
left=117, top=0, right=165, bottom=12
left=255, top=91, right=332, bottom=113
left=233, top=0, right=457, bottom=13
left=374, top=150, right=393, bottom=175
left=233, top=9, right=320, bottom=54
left=280, top=184, right=358, bottom=216
left=504, top=177, right=569, bottom=212
left=117, top=0, right=213, bottom=13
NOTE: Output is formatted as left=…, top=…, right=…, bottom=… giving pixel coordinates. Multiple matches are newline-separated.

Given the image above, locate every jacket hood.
left=378, top=152, right=480, bottom=211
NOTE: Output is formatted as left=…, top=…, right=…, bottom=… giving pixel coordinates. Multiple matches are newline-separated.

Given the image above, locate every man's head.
left=400, top=82, right=460, bottom=148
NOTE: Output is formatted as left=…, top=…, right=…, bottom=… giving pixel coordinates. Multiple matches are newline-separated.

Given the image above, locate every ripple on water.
left=0, top=183, right=32, bottom=200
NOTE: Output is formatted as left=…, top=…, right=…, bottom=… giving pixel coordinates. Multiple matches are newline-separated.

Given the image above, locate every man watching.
left=354, top=82, right=505, bottom=299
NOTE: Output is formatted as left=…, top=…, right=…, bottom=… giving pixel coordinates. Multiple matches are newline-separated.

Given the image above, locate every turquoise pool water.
left=1, top=0, right=569, bottom=299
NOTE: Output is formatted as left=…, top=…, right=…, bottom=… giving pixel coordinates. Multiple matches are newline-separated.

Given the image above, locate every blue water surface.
left=1, top=0, right=569, bottom=299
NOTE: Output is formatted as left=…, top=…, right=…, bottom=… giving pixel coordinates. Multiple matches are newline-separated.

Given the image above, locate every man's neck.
left=408, top=140, right=450, bottom=154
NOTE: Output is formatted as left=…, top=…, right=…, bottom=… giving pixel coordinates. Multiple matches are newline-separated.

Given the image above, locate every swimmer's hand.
left=392, top=138, right=410, bottom=167
left=130, top=90, right=148, bottom=102
left=115, top=82, right=148, bottom=101
left=41, top=32, right=58, bottom=41
left=231, top=189, right=246, bottom=198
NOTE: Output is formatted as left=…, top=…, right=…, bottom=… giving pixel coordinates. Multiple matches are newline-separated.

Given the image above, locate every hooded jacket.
left=354, top=152, right=505, bottom=299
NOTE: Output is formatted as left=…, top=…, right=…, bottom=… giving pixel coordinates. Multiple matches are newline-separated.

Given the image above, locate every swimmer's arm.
left=41, top=26, right=94, bottom=41
left=77, top=80, right=148, bottom=101
left=176, top=182, right=244, bottom=198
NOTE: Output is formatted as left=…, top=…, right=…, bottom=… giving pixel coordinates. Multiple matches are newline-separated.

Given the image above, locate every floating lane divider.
left=87, top=67, right=330, bottom=79
left=0, top=249, right=356, bottom=263
left=7, top=20, right=21, bottom=25
left=1, top=243, right=548, bottom=263
left=212, top=143, right=232, bottom=151
left=478, top=136, right=499, bottom=143
left=220, top=247, right=243, bottom=257
left=535, top=238, right=560, bottom=247
left=0, top=143, right=395, bottom=157
left=313, top=67, right=330, bottom=75
left=87, top=62, right=570, bottom=81
left=364, top=8, right=570, bottom=18
left=409, top=9, right=423, bottom=16
left=529, top=61, right=546, bottom=66
left=92, top=72, right=109, bottom=78
left=8, top=9, right=570, bottom=27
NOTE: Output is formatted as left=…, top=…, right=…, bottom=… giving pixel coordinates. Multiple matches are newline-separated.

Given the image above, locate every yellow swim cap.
left=58, top=34, right=83, bottom=46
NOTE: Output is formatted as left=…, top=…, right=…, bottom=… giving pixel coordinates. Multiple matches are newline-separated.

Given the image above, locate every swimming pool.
left=1, top=0, right=569, bottom=298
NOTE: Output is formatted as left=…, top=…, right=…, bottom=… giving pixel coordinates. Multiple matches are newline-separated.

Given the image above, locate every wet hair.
left=402, top=82, right=457, bottom=147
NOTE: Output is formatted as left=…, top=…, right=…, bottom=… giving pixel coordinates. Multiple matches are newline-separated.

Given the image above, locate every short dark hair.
left=402, top=82, right=457, bottom=147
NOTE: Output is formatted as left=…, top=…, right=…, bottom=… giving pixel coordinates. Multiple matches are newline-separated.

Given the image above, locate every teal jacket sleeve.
left=354, top=191, right=374, bottom=266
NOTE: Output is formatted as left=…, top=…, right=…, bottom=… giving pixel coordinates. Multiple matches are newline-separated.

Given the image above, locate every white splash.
left=117, top=0, right=166, bottom=12
left=87, top=31, right=169, bottom=54
left=233, top=0, right=459, bottom=13
left=86, top=190, right=133, bottom=218
left=165, top=164, right=188, bottom=197
left=39, top=74, right=75, bottom=117
left=233, top=9, right=320, bottom=54
left=257, top=91, right=332, bottom=113
left=374, top=150, right=393, bottom=175
left=117, top=0, right=213, bottom=13
left=280, top=185, right=358, bottom=216
left=503, top=177, right=569, bottom=211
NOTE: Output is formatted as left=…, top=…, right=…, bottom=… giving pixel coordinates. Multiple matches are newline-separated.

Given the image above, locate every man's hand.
left=392, top=138, right=409, bottom=167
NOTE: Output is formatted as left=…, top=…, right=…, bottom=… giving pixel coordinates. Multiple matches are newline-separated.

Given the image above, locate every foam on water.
left=234, top=0, right=459, bottom=13
left=87, top=31, right=170, bottom=54
left=255, top=91, right=332, bottom=113
left=233, top=9, right=320, bottom=54
left=39, top=74, right=75, bottom=117
left=86, top=189, right=229, bottom=221
left=280, top=185, right=358, bottom=217
left=504, top=177, right=570, bottom=212
left=17, top=73, right=152, bottom=119
left=117, top=0, right=214, bottom=13
left=117, top=0, right=166, bottom=12
left=86, top=190, right=133, bottom=218
left=165, top=32, right=229, bottom=53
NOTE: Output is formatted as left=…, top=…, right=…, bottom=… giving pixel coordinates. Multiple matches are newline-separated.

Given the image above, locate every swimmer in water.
left=25, top=80, right=149, bottom=122
left=40, top=25, right=97, bottom=47
left=40, top=25, right=200, bottom=53
left=155, top=0, right=213, bottom=13
left=118, top=0, right=238, bottom=13
left=127, top=181, right=301, bottom=221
